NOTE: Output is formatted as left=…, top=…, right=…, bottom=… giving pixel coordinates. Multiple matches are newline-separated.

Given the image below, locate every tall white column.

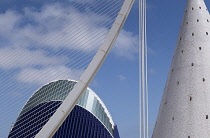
left=152, top=0, right=210, bottom=138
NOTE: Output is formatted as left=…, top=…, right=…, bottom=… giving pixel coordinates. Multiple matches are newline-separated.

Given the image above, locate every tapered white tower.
left=152, top=0, right=210, bottom=138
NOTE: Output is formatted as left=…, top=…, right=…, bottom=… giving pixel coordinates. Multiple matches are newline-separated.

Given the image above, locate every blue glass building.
left=8, top=80, right=120, bottom=138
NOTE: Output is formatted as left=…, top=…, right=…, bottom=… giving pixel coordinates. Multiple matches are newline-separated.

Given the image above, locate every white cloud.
left=28, top=4, right=110, bottom=51
left=68, top=0, right=117, bottom=5
left=149, top=68, right=156, bottom=75
left=117, top=74, right=127, bottom=81
left=17, top=66, right=84, bottom=85
left=148, top=47, right=156, bottom=55
left=0, top=10, right=21, bottom=33
left=113, top=29, right=138, bottom=59
left=0, top=3, right=109, bottom=51
left=0, top=2, right=138, bottom=85
left=0, top=3, right=138, bottom=60
left=0, top=3, right=137, bottom=57
left=0, top=48, right=67, bottom=69
left=0, top=10, right=22, bottom=44
left=68, top=0, right=94, bottom=4
left=90, top=79, right=98, bottom=88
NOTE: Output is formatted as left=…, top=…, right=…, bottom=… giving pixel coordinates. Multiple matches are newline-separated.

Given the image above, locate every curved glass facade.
left=9, top=80, right=119, bottom=138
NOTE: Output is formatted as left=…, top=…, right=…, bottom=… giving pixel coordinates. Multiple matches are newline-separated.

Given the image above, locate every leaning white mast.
left=35, top=0, right=134, bottom=137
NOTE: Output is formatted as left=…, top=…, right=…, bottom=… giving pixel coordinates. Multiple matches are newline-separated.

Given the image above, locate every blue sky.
left=147, top=0, right=210, bottom=137
left=0, top=0, right=139, bottom=138
left=0, top=0, right=209, bottom=138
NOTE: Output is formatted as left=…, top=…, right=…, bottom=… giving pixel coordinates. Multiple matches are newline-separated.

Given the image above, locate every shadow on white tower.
left=152, top=0, right=210, bottom=137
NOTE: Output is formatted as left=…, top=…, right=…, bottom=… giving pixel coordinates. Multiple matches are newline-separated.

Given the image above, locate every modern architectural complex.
left=152, top=0, right=210, bottom=138
left=8, top=80, right=120, bottom=138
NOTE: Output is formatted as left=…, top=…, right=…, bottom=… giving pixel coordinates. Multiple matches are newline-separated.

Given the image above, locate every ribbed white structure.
left=152, top=0, right=210, bottom=138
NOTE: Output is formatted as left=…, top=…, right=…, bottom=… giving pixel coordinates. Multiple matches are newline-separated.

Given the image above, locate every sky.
left=0, top=0, right=209, bottom=138
left=147, top=0, right=210, bottom=137
left=0, top=0, right=139, bottom=138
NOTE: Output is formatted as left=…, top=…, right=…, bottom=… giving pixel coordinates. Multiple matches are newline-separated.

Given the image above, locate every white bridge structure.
left=152, top=0, right=210, bottom=137
left=35, top=0, right=134, bottom=137
left=0, top=0, right=134, bottom=137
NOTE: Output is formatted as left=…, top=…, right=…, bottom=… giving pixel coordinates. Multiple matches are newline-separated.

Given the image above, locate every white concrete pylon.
left=152, top=0, right=210, bottom=138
